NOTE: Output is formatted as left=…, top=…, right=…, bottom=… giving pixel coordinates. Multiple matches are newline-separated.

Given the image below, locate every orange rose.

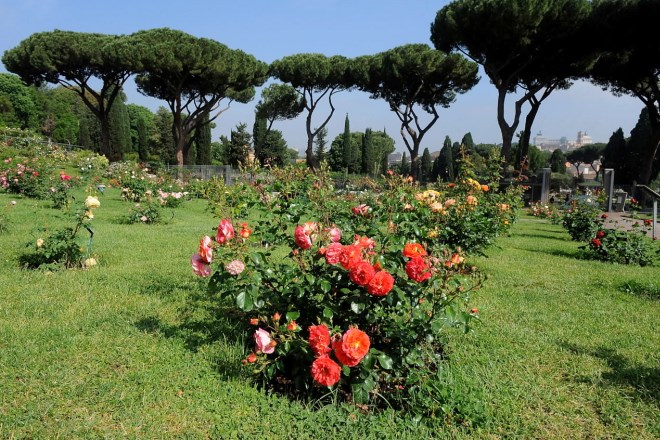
left=403, top=243, right=427, bottom=258
left=333, top=328, right=370, bottom=367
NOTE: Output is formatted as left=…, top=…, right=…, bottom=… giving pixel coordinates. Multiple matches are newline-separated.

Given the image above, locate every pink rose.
left=191, top=254, right=211, bottom=277
left=352, top=204, right=370, bottom=216
left=254, top=328, right=275, bottom=354
left=294, top=222, right=317, bottom=250
left=225, top=259, right=245, bottom=275
left=198, top=235, right=213, bottom=263
left=325, top=242, right=344, bottom=265
left=325, top=226, right=341, bottom=243
left=294, top=225, right=312, bottom=249
left=216, top=219, right=235, bottom=244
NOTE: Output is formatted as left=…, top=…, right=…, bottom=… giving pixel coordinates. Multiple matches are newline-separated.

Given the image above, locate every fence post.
left=540, top=168, right=551, bottom=204
left=603, top=168, right=615, bottom=212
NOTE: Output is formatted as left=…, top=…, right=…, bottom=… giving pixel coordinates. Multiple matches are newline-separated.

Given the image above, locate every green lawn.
left=0, top=190, right=658, bottom=439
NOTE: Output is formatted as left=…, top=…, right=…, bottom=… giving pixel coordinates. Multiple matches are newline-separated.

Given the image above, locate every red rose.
left=644, top=219, right=652, bottom=226
left=596, top=230, right=606, bottom=239
left=367, top=270, right=394, bottom=296
left=310, top=355, right=341, bottom=387
left=601, top=213, right=608, bottom=219
left=308, top=324, right=331, bottom=357
left=406, top=257, right=432, bottom=283
left=591, top=238, right=602, bottom=247
left=349, top=261, right=376, bottom=286
left=339, top=245, right=363, bottom=270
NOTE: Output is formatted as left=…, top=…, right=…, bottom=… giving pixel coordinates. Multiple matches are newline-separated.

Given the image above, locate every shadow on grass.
left=618, top=280, right=660, bottom=301
left=512, top=246, right=581, bottom=260
left=515, top=232, right=570, bottom=242
left=558, top=341, right=659, bottom=405
left=134, top=281, right=247, bottom=380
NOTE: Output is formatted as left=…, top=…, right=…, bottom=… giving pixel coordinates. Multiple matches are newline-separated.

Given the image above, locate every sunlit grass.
left=0, top=191, right=657, bottom=439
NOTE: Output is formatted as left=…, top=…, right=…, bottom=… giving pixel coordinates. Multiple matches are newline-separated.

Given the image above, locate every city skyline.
left=0, top=0, right=644, bottom=153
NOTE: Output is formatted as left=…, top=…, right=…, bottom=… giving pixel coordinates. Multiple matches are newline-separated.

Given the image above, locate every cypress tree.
left=421, top=147, right=433, bottom=182
left=253, top=113, right=267, bottom=165
left=106, top=90, right=130, bottom=161
left=195, top=113, right=212, bottom=165
left=342, top=114, right=351, bottom=170
left=361, top=128, right=374, bottom=174
left=400, top=152, right=410, bottom=175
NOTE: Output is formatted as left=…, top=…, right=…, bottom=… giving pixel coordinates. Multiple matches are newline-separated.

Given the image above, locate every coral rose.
left=324, top=242, right=343, bottom=265
left=239, top=222, right=252, bottom=238
left=403, top=243, right=427, bottom=258
left=333, top=328, right=370, bottom=367
left=445, top=253, right=464, bottom=268
left=254, top=328, right=275, bottom=354
left=352, top=204, right=370, bottom=216
left=444, top=198, right=457, bottom=208
left=246, top=353, right=257, bottom=363
left=466, top=195, right=478, bottom=206
left=339, top=244, right=363, bottom=270
left=311, top=355, right=341, bottom=387
left=405, top=256, right=432, bottom=282
left=481, top=185, right=489, bottom=192
left=367, top=270, right=394, bottom=296
left=308, top=324, right=332, bottom=357
left=191, top=253, right=211, bottom=277
left=198, top=235, right=213, bottom=263
left=349, top=261, right=376, bottom=286
left=216, top=219, right=235, bottom=244
left=353, top=235, right=375, bottom=250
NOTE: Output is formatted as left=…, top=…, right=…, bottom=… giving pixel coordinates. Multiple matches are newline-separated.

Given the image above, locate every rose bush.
left=192, top=162, right=521, bottom=412
left=18, top=195, right=100, bottom=269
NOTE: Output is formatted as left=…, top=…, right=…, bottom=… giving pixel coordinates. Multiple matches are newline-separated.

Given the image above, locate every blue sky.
left=0, top=0, right=643, bottom=154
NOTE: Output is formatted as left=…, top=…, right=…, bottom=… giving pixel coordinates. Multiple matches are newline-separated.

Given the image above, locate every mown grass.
left=0, top=189, right=658, bottom=439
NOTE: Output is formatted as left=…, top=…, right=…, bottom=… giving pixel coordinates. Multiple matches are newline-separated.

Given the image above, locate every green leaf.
left=236, top=291, right=253, bottom=311
left=285, top=311, right=300, bottom=321
left=350, top=301, right=365, bottom=314
left=376, top=353, right=393, bottom=370
left=319, top=279, right=332, bottom=293
left=322, top=307, right=334, bottom=320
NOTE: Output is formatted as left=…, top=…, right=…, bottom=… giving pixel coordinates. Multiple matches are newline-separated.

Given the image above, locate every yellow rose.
left=85, top=196, right=101, bottom=209
left=83, top=258, right=97, bottom=268
left=36, top=238, right=44, bottom=248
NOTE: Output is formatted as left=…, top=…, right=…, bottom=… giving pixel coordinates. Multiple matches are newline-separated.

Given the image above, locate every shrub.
left=18, top=196, right=100, bottom=269
left=191, top=161, right=523, bottom=414
left=123, top=202, right=163, bottom=224
left=561, top=201, right=601, bottom=241
left=582, top=221, right=658, bottom=266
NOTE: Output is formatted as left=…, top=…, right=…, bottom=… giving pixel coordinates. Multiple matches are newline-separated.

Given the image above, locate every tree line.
left=1, top=0, right=658, bottom=183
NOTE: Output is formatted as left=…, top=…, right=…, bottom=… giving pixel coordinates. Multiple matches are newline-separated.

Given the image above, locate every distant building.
left=533, top=132, right=565, bottom=151
left=388, top=152, right=403, bottom=165
left=534, top=131, right=594, bottom=151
